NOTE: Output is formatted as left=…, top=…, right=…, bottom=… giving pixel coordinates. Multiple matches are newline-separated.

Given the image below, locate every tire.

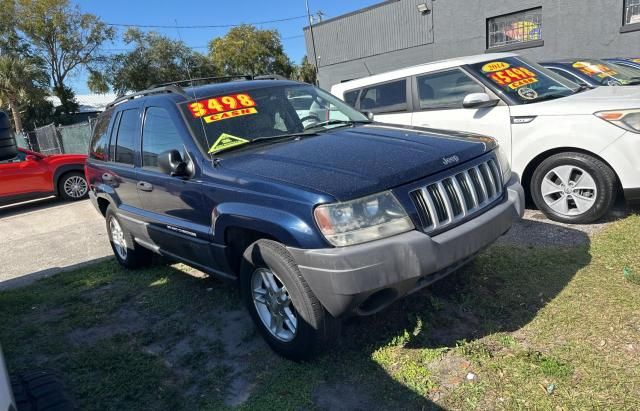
left=57, top=172, right=88, bottom=201
left=530, top=152, right=616, bottom=224
left=11, top=370, right=76, bottom=411
left=240, top=239, right=340, bottom=361
left=105, top=205, right=153, bottom=269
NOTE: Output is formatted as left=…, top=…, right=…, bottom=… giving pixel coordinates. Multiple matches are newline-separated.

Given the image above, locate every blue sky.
left=69, top=0, right=379, bottom=94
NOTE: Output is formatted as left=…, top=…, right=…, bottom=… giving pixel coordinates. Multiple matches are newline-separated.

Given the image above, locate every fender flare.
left=53, top=164, right=85, bottom=195
left=213, top=202, right=323, bottom=249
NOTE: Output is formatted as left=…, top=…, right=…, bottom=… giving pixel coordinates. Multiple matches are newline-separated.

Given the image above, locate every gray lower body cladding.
left=287, top=177, right=525, bottom=318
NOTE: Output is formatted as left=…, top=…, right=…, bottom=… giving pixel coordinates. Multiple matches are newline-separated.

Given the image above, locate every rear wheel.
left=105, top=205, right=152, bottom=269
left=531, top=152, right=616, bottom=223
left=57, top=172, right=88, bottom=201
left=240, top=239, right=340, bottom=360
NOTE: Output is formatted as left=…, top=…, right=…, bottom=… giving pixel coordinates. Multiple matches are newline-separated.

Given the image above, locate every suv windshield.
left=180, top=84, right=369, bottom=155
left=574, top=60, right=640, bottom=85
left=468, top=57, right=579, bottom=105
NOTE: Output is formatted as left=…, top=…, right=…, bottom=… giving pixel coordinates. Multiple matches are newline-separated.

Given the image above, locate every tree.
left=90, top=28, right=220, bottom=95
left=296, top=55, right=317, bottom=85
left=10, top=0, right=115, bottom=114
left=208, top=25, right=294, bottom=78
left=0, top=54, right=49, bottom=133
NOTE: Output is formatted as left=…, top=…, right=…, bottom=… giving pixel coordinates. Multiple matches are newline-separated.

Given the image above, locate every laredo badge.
left=209, top=133, right=249, bottom=154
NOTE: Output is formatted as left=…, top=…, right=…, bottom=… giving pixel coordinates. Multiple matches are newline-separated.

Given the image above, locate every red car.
left=0, top=148, right=88, bottom=206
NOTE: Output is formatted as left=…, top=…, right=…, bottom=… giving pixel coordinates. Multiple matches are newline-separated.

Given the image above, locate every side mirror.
left=462, top=93, right=500, bottom=109
left=25, top=154, right=39, bottom=162
left=158, top=150, right=188, bottom=177
left=362, top=111, right=374, bottom=121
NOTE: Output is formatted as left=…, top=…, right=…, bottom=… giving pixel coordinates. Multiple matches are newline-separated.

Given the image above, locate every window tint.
left=487, top=8, right=542, bottom=49
left=343, top=90, right=359, bottom=108
left=89, top=109, right=114, bottom=160
left=142, top=107, right=183, bottom=170
left=114, top=109, right=139, bottom=165
left=358, top=80, right=407, bottom=113
left=417, top=70, right=485, bottom=110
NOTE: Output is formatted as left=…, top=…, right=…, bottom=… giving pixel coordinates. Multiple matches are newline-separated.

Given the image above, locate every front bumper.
left=287, top=176, right=525, bottom=318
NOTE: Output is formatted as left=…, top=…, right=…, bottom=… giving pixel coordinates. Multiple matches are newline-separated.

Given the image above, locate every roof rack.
left=150, top=75, right=254, bottom=89
left=106, top=85, right=190, bottom=109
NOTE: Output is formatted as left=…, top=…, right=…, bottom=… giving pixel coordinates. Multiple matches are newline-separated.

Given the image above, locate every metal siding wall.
left=306, top=0, right=640, bottom=89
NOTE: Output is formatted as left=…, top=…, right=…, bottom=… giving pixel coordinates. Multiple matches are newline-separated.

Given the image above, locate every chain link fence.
left=29, top=121, right=94, bottom=155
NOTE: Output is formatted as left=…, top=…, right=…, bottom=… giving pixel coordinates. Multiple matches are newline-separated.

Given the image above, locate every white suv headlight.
left=314, top=191, right=414, bottom=247
left=595, top=109, right=640, bottom=133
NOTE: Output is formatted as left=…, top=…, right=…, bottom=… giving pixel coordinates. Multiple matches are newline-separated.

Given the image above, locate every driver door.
left=410, top=68, right=513, bottom=159
left=0, top=151, right=51, bottom=198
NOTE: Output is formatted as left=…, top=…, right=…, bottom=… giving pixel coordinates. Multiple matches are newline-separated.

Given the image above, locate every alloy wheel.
left=251, top=268, right=298, bottom=342
left=109, top=217, right=128, bottom=260
left=63, top=176, right=87, bottom=199
left=541, top=165, right=597, bottom=216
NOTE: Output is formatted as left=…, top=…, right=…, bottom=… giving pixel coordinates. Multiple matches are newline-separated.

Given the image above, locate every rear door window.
left=89, top=109, right=114, bottom=160
left=417, top=69, right=485, bottom=110
left=113, top=109, right=140, bottom=165
left=358, top=80, right=407, bottom=113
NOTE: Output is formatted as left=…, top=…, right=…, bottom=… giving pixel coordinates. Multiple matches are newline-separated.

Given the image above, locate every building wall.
left=305, top=0, right=640, bottom=89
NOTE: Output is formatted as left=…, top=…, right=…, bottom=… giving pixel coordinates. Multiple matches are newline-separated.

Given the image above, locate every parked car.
left=540, top=58, right=640, bottom=87
left=0, top=345, right=76, bottom=411
left=603, top=57, right=640, bottom=72
left=0, top=148, right=88, bottom=206
left=331, top=53, right=640, bottom=223
left=86, top=78, right=524, bottom=360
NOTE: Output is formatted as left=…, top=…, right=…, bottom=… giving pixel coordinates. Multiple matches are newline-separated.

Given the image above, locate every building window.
left=487, top=8, right=542, bottom=49
left=625, top=0, right=640, bottom=25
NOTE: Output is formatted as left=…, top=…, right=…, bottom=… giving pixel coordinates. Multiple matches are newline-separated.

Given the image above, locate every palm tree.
left=0, top=55, right=49, bottom=133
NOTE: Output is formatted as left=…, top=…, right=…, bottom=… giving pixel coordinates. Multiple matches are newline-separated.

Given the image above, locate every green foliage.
left=92, top=28, right=219, bottom=94
left=11, top=0, right=115, bottom=111
left=295, top=55, right=317, bottom=84
left=208, top=25, right=294, bottom=78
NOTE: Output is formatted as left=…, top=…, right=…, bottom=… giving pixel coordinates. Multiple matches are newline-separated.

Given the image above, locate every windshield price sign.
left=486, top=66, right=538, bottom=89
left=188, top=94, right=257, bottom=122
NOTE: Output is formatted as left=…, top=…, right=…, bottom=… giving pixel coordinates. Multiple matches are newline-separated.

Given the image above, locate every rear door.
left=136, top=104, right=217, bottom=270
left=106, top=106, right=144, bottom=219
left=410, top=68, right=513, bottom=158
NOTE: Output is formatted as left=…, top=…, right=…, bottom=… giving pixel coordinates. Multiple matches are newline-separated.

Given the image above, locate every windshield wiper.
left=303, top=119, right=372, bottom=131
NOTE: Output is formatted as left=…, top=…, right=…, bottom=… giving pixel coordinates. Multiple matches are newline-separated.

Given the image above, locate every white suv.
left=331, top=53, right=640, bottom=223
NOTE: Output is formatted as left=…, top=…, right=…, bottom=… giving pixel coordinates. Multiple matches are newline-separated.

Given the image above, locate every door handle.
left=101, top=173, right=114, bottom=182
left=137, top=181, right=154, bottom=192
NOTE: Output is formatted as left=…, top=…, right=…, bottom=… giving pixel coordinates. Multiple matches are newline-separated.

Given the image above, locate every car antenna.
left=174, top=19, right=219, bottom=167
left=363, top=61, right=372, bottom=76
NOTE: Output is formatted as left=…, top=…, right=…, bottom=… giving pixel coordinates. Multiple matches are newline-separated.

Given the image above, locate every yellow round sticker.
left=482, top=61, right=510, bottom=73
left=572, top=62, right=588, bottom=68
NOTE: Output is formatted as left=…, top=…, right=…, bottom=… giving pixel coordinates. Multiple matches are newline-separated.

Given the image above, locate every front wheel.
left=240, top=240, right=340, bottom=361
left=530, top=152, right=616, bottom=224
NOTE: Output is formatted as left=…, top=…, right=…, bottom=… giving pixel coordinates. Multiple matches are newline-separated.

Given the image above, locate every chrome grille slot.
left=410, top=157, right=505, bottom=233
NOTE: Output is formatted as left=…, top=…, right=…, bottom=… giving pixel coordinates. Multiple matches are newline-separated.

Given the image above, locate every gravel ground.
left=498, top=202, right=637, bottom=247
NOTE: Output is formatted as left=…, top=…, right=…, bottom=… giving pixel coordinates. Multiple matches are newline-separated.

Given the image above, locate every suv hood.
left=218, top=124, right=495, bottom=201
left=511, top=85, right=640, bottom=116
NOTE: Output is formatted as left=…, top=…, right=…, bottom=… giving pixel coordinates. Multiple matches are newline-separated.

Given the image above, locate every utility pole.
left=305, top=0, right=320, bottom=86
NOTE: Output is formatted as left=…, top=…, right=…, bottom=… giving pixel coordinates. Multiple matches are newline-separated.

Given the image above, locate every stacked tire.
left=0, top=111, right=18, bottom=161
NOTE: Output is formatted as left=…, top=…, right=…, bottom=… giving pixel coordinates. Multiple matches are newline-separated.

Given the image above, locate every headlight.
left=314, top=191, right=414, bottom=247
left=595, top=109, right=640, bottom=133
left=496, top=145, right=512, bottom=183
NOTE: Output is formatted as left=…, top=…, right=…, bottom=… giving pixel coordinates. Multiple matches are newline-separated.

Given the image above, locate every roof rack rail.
left=253, top=74, right=289, bottom=80
left=150, top=75, right=253, bottom=89
left=106, top=85, right=190, bottom=109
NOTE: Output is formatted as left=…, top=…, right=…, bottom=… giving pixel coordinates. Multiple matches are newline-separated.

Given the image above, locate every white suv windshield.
left=468, top=57, right=579, bottom=104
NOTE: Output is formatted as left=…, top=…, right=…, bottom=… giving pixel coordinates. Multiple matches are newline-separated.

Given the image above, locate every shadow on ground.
left=0, top=218, right=592, bottom=410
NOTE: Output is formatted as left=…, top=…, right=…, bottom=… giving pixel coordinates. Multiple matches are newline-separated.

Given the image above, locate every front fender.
left=213, top=202, right=325, bottom=249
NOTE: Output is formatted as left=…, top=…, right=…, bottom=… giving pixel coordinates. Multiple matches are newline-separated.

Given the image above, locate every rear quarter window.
left=89, top=109, right=114, bottom=160
left=358, top=79, right=407, bottom=114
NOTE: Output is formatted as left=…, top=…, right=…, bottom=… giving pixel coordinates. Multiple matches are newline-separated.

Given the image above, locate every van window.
left=142, top=107, right=183, bottom=171
left=358, top=80, right=407, bottom=113
left=114, top=109, right=139, bottom=165
left=417, top=70, right=485, bottom=110
left=89, top=109, right=114, bottom=160
left=343, top=90, right=359, bottom=108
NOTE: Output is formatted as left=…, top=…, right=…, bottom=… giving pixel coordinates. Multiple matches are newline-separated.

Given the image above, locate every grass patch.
left=1, top=215, right=639, bottom=410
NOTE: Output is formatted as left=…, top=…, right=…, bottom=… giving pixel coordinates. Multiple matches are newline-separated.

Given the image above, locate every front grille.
left=411, top=158, right=503, bottom=233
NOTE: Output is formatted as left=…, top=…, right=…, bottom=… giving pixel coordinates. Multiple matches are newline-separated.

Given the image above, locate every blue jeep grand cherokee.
left=86, top=78, right=524, bottom=360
